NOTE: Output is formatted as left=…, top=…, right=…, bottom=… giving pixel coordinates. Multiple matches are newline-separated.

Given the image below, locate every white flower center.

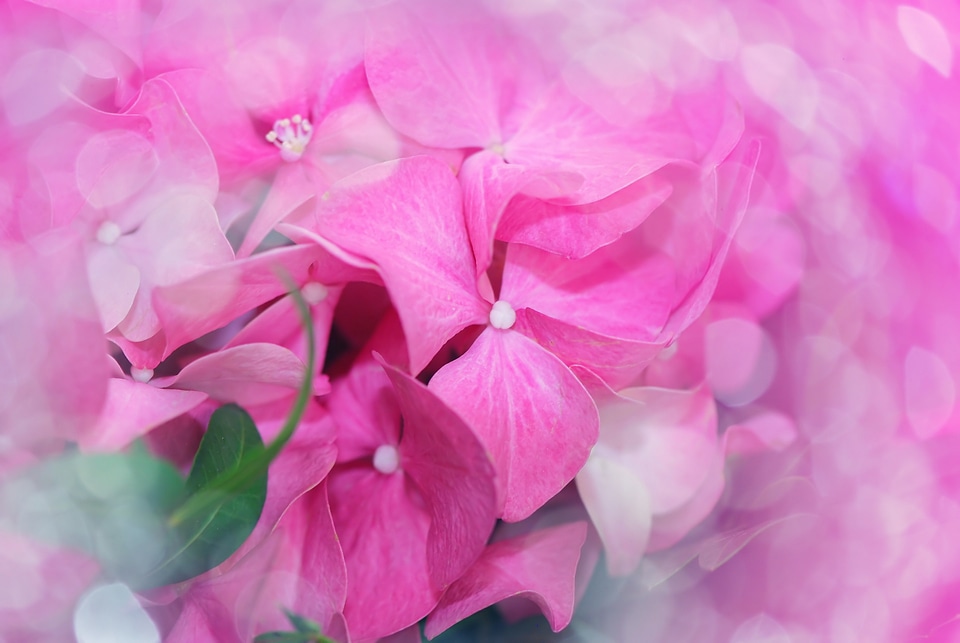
left=130, top=367, right=154, bottom=383
left=265, top=114, right=313, bottom=162
left=489, top=300, right=516, bottom=330
left=373, top=444, right=400, bottom=475
left=300, top=281, right=329, bottom=306
left=96, top=221, right=122, bottom=245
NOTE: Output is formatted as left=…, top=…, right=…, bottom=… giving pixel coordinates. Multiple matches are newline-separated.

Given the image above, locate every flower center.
left=300, top=281, right=329, bottom=306
left=489, top=300, right=516, bottom=330
left=373, top=444, right=400, bottom=475
left=96, top=221, right=122, bottom=245
left=265, top=114, right=313, bottom=162
left=130, top=367, right=154, bottom=383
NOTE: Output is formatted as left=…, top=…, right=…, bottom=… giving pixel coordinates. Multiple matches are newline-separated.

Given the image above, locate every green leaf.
left=137, top=403, right=268, bottom=588
left=252, top=608, right=336, bottom=643
left=283, top=608, right=323, bottom=634
left=0, top=450, right=186, bottom=583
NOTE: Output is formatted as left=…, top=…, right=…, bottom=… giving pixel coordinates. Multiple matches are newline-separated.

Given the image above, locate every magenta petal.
left=312, top=156, right=488, bottom=373
left=497, top=173, right=674, bottom=259
left=380, top=358, right=497, bottom=589
left=424, top=522, right=588, bottom=638
left=430, top=328, right=598, bottom=521
left=329, top=467, right=436, bottom=640
left=168, top=344, right=304, bottom=405
left=80, top=379, right=207, bottom=451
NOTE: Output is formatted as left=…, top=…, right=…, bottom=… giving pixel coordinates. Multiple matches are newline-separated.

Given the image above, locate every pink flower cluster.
left=2, top=0, right=959, bottom=641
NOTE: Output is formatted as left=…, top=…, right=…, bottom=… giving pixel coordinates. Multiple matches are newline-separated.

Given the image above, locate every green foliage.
left=254, top=608, right=337, bottom=643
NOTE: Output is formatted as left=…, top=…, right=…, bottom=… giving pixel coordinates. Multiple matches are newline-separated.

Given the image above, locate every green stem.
left=168, top=273, right=317, bottom=528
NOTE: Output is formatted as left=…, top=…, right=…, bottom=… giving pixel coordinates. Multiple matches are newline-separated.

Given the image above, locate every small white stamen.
left=373, top=444, right=400, bottom=475
left=96, top=221, right=122, bottom=245
left=265, top=113, right=314, bottom=162
left=130, top=367, right=154, bottom=383
left=489, top=300, right=516, bottom=330
left=300, top=281, right=329, bottom=306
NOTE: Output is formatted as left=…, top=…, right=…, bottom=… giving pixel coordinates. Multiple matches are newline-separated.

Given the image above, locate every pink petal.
left=79, top=379, right=207, bottom=451
left=327, top=358, right=403, bottom=464
left=157, top=68, right=275, bottom=182
left=225, top=285, right=342, bottom=368
left=328, top=466, right=436, bottom=641
left=168, top=343, right=305, bottom=405
left=513, top=308, right=665, bottom=390
left=424, top=522, right=588, bottom=638
left=497, top=173, right=674, bottom=259
left=224, top=401, right=338, bottom=566
left=457, top=150, right=535, bottom=278
left=381, top=358, right=497, bottom=589
left=154, top=244, right=361, bottom=358
left=502, top=239, right=676, bottom=341
left=364, top=1, right=511, bottom=149
left=429, top=328, right=598, bottom=521
left=659, top=140, right=761, bottom=338
left=504, top=81, right=692, bottom=205
left=309, top=156, right=489, bottom=373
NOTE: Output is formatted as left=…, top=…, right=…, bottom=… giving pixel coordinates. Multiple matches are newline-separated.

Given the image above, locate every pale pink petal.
left=576, top=456, right=652, bottom=577
left=497, top=173, right=673, bottom=259
left=85, top=242, right=141, bottom=332
left=0, top=530, right=101, bottom=641
left=168, top=343, right=305, bottom=405
left=381, top=358, right=497, bottom=588
left=310, top=156, right=489, bottom=373
left=79, top=379, right=207, bottom=451
left=364, top=1, right=511, bottom=149
left=329, top=467, right=436, bottom=641
left=0, top=237, right=109, bottom=450
left=429, top=328, right=598, bottom=521
left=116, top=193, right=234, bottom=342
left=424, top=522, right=588, bottom=638
left=612, top=385, right=720, bottom=514
left=723, top=410, right=798, bottom=456
left=237, top=162, right=318, bottom=258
